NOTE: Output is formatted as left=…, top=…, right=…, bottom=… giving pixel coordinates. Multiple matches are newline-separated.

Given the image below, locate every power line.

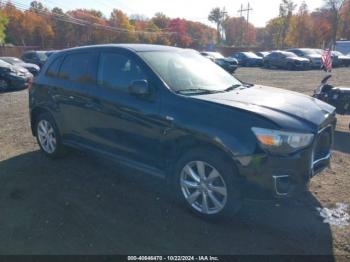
left=4, top=0, right=175, bottom=36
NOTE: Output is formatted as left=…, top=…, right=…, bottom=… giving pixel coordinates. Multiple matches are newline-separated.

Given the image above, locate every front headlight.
left=252, top=127, right=314, bottom=155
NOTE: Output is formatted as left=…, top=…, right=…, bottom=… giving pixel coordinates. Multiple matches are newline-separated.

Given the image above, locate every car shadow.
left=333, top=130, right=350, bottom=154
left=0, top=150, right=334, bottom=257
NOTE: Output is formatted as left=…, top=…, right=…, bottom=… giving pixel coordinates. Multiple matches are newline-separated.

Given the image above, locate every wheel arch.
left=30, top=106, right=54, bottom=136
left=167, top=135, right=240, bottom=178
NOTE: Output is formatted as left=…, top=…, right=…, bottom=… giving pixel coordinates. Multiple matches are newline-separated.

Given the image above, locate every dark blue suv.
left=30, top=44, right=336, bottom=219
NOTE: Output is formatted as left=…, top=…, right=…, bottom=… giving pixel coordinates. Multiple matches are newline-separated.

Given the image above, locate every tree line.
left=0, top=1, right=217, bottom=49
left=210, top=0, right=350, bottom=49
left=0, top=0, right=348, bottom=50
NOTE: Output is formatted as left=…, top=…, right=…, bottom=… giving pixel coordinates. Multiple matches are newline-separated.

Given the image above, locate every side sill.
left=62, top=140, right=166, bottom=180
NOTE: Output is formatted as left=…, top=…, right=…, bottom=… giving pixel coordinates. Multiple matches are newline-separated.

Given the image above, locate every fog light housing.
left=273, top=175, right=290, bottom=196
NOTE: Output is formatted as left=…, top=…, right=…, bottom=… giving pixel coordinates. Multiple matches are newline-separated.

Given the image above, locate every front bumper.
left=222, top=64, right=238, bottom=73
left=234, top=124, right=335, bottom=200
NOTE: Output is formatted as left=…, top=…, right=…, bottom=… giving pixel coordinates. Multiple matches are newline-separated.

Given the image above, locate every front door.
left=87, top=50, right=164, bottom=168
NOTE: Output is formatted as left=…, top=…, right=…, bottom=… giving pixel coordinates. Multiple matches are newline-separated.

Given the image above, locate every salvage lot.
left=0, top=68, right=349, bottom=256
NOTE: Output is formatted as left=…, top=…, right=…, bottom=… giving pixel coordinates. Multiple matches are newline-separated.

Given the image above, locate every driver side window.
left=98, top=52, right=147, bottom=92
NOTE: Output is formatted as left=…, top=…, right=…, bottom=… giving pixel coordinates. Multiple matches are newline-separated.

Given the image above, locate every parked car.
left=231, top=52, right=263, bottom=67
left=21, top=51, right=49, bottom=68
left=30, top=44, right=336, bottom=219
left=201, top=51, right=238, bottom=74
left=287, top=48, right=322, bottom=68
left=0, top=59, right=33, bottom=91
left=0, top=57, right=40, bottom=76
left=332, top=51, right=350, bottom=67
left=313, top=49, right=342, bottom=67
left=264, top=51, right=310, bottom=70
left=255, top=51, right=271, bottom=58
left=335, top=40, right=350, bottom=55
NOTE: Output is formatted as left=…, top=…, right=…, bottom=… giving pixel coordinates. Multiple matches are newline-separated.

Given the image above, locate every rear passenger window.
left=98, top=52, right=146, bottom=91
left=46, top=56, right=63, bottom=78
left=59, top=53, right=97, bottom=84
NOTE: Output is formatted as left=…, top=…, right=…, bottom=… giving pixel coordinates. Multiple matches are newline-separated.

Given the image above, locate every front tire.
left=173, top=148, right=242, bottom=220
left=35, top=113, right=66, bottom=158
left=0, top=79, right=9, bottom=92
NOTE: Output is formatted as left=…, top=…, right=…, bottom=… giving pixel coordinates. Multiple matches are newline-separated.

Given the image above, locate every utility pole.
left=238, top=4, right=244, bottom=46
left=220, top=9, right=228, bottom=41
left=238, top=3, right=253, bottom=46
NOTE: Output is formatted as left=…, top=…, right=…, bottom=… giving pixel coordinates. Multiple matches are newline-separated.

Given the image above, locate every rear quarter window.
left=58, top=52, right=98, bottom=84
left=46, top=56, right=64, bottom=78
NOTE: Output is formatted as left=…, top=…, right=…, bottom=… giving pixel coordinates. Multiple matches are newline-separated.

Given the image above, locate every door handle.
left=165, top=116, right=174, bottom=122
left=162, top=116, right=174, bottom=135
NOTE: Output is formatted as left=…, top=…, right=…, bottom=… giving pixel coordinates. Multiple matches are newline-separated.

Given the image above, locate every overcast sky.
left=19, top=0, right=325, bottom=27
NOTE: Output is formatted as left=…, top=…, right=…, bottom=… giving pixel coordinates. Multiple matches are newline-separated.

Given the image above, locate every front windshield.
left=207, top=52, right=224, bottom=59
left=0, top=59, right=11, bottom=67
left=283, top=52, right=297, bottom=57
left=140, top=50, right=242, bottom=94
left=243, top=52, right=260, bottom=58
left=302, top=49, right=319, bottom=55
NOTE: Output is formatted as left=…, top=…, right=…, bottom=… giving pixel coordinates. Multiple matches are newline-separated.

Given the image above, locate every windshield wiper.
left=175, top=88, right=221, bottom=95
left=223, top=84, right=243, bottom=92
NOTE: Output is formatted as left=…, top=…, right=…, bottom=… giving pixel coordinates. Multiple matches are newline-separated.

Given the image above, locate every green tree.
left=279, top=0, right=296, bottom=48
left=0, top=11, right=8, bottom=44
left=208, top=7, right=227, bottom=43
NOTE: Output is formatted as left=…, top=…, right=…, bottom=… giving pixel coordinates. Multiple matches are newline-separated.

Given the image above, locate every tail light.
left=27, top=78, right=33, bottom=92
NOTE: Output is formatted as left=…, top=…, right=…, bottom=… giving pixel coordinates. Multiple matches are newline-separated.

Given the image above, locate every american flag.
left=321, top=49, right=333, bottom=72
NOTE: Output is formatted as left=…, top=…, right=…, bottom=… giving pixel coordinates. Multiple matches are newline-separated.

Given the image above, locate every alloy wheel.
left=37, top=120, right=57, bottom=154
left=180, top=161, right=228, bottom=215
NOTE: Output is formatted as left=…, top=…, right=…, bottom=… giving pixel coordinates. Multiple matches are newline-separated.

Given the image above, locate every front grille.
left=314, top=126, right=332, bottom=161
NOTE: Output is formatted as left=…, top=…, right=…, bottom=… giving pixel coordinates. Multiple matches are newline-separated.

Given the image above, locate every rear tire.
left=35, top=113, right=66, bottom=158
left=173, top=148, right=242, bottom=220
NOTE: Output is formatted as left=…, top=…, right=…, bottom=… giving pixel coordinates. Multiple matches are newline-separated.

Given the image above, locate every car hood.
left=12, top=65, right=29, bottom=73
left=15, top=62, right=40, bottom=70
left=286, top=57, right=310, bottom=62
left=193, top=85, right=335, bottom=129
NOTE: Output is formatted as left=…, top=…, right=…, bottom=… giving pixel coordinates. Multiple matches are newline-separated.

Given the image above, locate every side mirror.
left=129, top=80, right=150, bottom=97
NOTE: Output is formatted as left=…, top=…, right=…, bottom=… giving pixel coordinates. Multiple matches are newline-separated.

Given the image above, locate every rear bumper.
left=7, top=74, right=31, bottom=89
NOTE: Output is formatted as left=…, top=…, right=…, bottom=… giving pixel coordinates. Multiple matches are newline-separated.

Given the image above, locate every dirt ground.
left=0, top=67, right=349, bottom=257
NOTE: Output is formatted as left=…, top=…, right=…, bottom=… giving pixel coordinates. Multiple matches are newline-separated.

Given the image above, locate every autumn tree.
left=285, top=1, right=312, bottom=47
left=323, top=0, right=345, bottom=45
left=109, top=9, right=138, bottom=43
left=168, top=18, right=192, bottom=47
left=224, top=17, right=256, bottom=46
left=151, top=12, right=170, bottom=30
left=339, top=0, right=350, bottom=39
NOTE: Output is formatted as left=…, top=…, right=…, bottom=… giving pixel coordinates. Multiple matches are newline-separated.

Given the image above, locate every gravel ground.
left=0, top=67, right=349, bottom=257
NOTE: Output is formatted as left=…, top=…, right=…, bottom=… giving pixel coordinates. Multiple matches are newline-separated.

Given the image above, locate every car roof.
left=60, top=44, right=181, bottom=54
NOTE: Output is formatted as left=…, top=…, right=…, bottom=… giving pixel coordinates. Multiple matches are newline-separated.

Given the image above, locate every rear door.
left=86, top=50, right=164, bottom=168
left=54, top=51, right=99, bottom=145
